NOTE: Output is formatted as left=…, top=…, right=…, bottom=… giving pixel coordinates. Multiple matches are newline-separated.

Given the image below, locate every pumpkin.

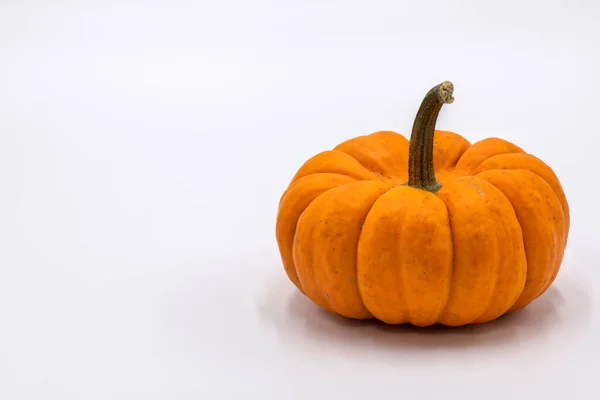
left=275, top=82, right=569, bottom=327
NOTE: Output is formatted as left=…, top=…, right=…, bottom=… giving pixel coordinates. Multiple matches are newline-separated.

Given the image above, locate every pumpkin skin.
left=276, top=82, right=569, bottom=327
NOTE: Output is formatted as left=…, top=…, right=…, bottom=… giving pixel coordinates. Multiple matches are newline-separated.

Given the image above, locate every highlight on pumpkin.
left=275, top=81, right=569, bottom=327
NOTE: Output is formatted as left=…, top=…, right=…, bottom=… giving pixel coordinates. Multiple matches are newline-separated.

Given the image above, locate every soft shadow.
left=258, top=271, right=592, bottom=353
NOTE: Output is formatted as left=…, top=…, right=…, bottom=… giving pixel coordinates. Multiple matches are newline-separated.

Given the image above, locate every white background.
left=1, top=0, right=599, bottom=399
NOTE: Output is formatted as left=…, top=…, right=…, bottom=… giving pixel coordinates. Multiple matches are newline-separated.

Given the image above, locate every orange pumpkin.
left=276, top=82, right=569, bottom=326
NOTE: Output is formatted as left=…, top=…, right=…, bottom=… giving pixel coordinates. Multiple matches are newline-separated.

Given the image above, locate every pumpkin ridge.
left=319, top=181, right=395, bottom=318
left=474, top=166, right=564, bottom=228
left=354, top=185, right=399, bottom=320
left=367, top=130, right=410, bottom=180
left=471, top=173, right=527, bottom=314
left=290, top=150, right=376, bottom=184
left=333, top=133, right=409, bottom=181
left=399, top=191, right=454, bottom=326
left=294, top=180, right=394, bottom=319
left=465, top=152, right=525, bottom=177
left=277, top=174, right=359, bottom=293
left=454, top=137, right=525, bottom=175
left=357, top=186, right=453, bottom=325
left=472, top=153, right=570, bottom=235
left=436, top=176, right=527, bottom=326
left=333, top=136, right=384, bottom=173
left=356, top=187, right=410, bottom=323
left=433, top=198, right=455, bottom=325
left=446, top=140, right=470, bottom=169
left=435, top=184, right=497, bottom=326
left=282, top=171, right=357, bottom=200
left=475, top=169, right=566, bottom=312
left=333, top=147, right=369, bottom=171
left=470, top=176, right=525, bottom=323
left=432, top=130, right=471, bottom=172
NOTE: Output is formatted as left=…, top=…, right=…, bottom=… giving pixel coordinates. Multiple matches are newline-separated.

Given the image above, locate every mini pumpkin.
left=276, top=82, right=569, bottom=326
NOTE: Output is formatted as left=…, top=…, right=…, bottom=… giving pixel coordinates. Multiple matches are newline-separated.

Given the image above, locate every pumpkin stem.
left=407, top=81, right=454, bottom=193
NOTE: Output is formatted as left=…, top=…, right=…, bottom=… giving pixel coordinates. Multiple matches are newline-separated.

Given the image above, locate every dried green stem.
left=407, top=81, right=454, bottom=193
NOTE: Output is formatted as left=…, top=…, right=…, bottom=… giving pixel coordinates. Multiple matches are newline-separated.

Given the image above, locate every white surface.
left=1, top=1, right=599, bottom=399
